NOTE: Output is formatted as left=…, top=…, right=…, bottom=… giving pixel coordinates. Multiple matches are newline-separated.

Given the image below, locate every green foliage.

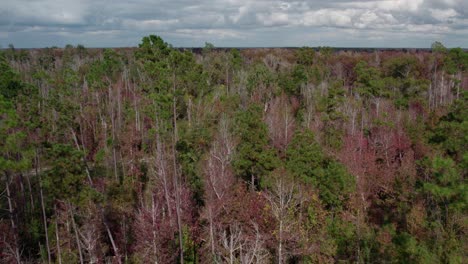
left=177, top=124, right=211, bottom=206
left=327, top=217, right=356, bottom=261
left=354, top=60, right=385, bottom=99
left=379, top=55, right=430, bottom=108
left=136, top=35, right=172, bottom=62
left=296, top=47, right=315, bottom=66
left=353, top=55, right=430, bottom=108
left=229, top=48, right=242, bottom=70
left=135, top=35, right=172, bottom=98
left=233, top=104, right=279, bottom=187
left=319, top=80, right=346, bottom=148
left=416, top=155, right=466, bottom=263
left=392, top=232, right=436, bottom=264
left=42, top=144, right=87, bottom=203
left=423, top=157, right=466, bottom=214
left=431, top=41, right=447, bottom=53
left=136, top=35, right=207, bottom=132
left=106, top=177, right=135, bottom=212
left=278, top=64, right=307, bottom=96
left=319, top=159, right=355, bottom=208
left=324, top=81, right=346, bottom=117
left=170, top=50, right=207, bottom=98
left=286, top=130, right=354, bottom=208
left=318, top=46, right=334, bottom=59
left=430, top=94, right=468, bottom=161
left=182, top=225, right=198, bottom=263
left=0, top=52, right=23, bottom=100
left=383, top=55, right=420, bottom=79
left=444, top=48, right=468, bottom=74
left=202, top=42, right=215, bottom=55
left=285, top=130, right=323, bottom=181
left=247, top=63, right=274, bottom=95
left=87, top=49, right=123, bottom=89
left=0, top=95, right=30, bottom=172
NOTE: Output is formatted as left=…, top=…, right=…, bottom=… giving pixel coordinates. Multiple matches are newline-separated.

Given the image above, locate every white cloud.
left=172, top=29, right=245, bottom=39
left=257, top=12, right=289, bottom=26
left=341, top=0, right=424, bottom=12
left=122, top=19, right=179, bottom=31
left=430, top=8, right=458, bottom=22
left=3, top=0, right=90, bottom=25
left=0, top=0, right=466, bottom=48
left=406, top=24, right=450, bottom=33
left=230, top=5, right=250, bottom=24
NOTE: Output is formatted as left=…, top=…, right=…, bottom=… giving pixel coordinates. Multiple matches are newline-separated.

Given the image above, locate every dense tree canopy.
left=0, top=38, right=466, bottom=263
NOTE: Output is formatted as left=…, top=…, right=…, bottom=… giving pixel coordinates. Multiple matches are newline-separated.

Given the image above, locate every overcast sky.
left=1, top=0, right=467, bottom=48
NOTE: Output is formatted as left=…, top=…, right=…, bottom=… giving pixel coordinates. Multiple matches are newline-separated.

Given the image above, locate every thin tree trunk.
left=156, top=130, right=173, bottom=224
left=133, top=78, right=140, bottom=132
left=172, top=72, right=178, bottom=141
left=25, top=172, right=35, bottom=212
left=428, top=83, right=432, bottom=110
left=172, top=137, right=184, bottom=264
left=112, top=147, right=118, bottom=181
left=37, top=150, right=52, bottom=264
left=151, top=194, right=159, bottom=264
left=172, top=70, right=184, bottom=264
left=5, top=172, right=21, bottom=263
left=251, top=174, right=255, bottom=190
left=278, top=219, right=283, bottom=264
left=226, top=63, right=229, bottom=93
left=122, top=216, right=128, bottom=262
left=110, top=85, right=119, bottom=182
left=209, top=207, right=215, bottom=260
left=18, top=173, right=26, bottom=224
left=69, top=205, right=84, bottom=264
left=117, top=79, right=122, bottom=132
left=104, top=220, right=121, bottom=264
left=188, top=96, right=192, bottom=128
left=55, top=206, right=62, bottom=264
left=229, top=232, right=234, bottom=264
left=71, top=128, right=93, bottom=185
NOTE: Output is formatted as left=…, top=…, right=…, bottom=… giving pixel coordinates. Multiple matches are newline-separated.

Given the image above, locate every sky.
left=1, top=0, right=467, bottom=48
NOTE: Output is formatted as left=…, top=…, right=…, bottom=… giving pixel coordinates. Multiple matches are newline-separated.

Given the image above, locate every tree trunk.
left=188, top=96, right=192, bottom=128
left=251, top=174, right=255, bottom=191
left=278, top=219, right=283, bottom=264
left=37, top=150, right=52, bottom=264
left=151, top=194, right=159, bottom=264
left=5, top=172, right=21, bottom=263
left=69, top=205, right=84, bottom=264
left=172, top=137, right=184, bottom=264
left=71, top=128, right=93, bottom=185
left=209, top=207, right=215, bottom=260
left=55, top=206, right=62, bottom=264
left=156, top=131, right=173, bottom=224
left=24, top=172, right=35, bottom=212
left=172, top=70, right=184, bottom=264
left=104, top=220, right=121, bottom=264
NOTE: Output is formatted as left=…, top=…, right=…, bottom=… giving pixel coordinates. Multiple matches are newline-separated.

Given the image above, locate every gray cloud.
left=1, top=0, right=467, bottom=48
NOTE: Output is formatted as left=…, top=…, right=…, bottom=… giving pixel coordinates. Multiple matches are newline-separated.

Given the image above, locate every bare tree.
left=220, top=223, right=245, bottom=264
left=4, top=172, right=21, bottom=263
left=239, top=222, right=270, bottom=264
left=264, top=169, right=298, bottom=264
left=206, top=116, right=236, bottom=201
left=78, top=207, right=101, bottom=264
left=265, top=94, right=296, bottom=153
left=201, top=115, right=237, bottom=262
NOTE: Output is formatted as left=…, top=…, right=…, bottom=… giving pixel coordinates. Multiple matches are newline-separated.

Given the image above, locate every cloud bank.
left=1, top=0, right=467, bottom=48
